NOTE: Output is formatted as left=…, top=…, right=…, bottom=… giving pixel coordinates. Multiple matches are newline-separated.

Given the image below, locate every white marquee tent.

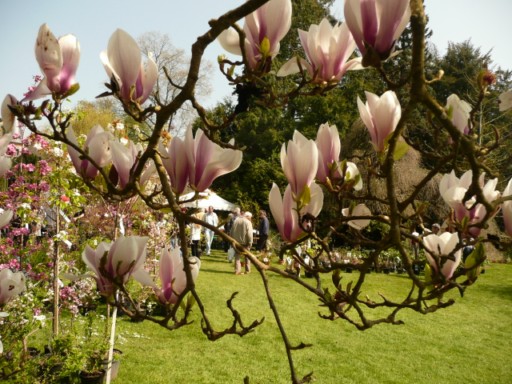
left=179, top=189, right=237, bottom=211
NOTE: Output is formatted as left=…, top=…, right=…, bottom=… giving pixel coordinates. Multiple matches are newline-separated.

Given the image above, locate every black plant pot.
left=79, top=369, right=105, bottom=384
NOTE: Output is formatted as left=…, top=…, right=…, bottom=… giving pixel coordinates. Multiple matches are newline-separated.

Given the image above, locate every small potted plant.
left=77, top=315, right=109, bottom=384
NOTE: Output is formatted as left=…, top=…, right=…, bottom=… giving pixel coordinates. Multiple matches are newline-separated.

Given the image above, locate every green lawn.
left=113, top=251, right=512, bottom=384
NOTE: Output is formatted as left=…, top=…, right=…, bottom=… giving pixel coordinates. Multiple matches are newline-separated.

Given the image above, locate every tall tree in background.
left=138, top=31, right=213, bottom=136
left=72, top=99, right=119, bottom=136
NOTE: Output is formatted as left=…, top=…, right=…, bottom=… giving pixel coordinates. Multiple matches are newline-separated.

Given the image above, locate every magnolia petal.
left=58, top=34, right=81, bottom=92
left=276, top=57, right=309, bottom=77
left=504, top=179, right=512, bottom=236
left=315, top=123, right=340, bottom=183
left=423, top=234, right=443, bottom=256
left=303, top=182, right=324, bottom=218
left=343, top=203, right=371, bottom=230
left=374, top=0, right=411, bottom=54
left=138, top=54, right=158, bottom=103
left=105, top=29, right=142, bottom=99
left=440, top=250, right=462, bottom=280
left=344, top=0, right=365, bottom=54
left=1, top=95, right=17, bottom=133
left=0, top=209, right=13, bottom=228
left=23, top=78, right=52, bottom=101
left=439, top=232, right=459, bottom=255
left=110, top=236, right=148, bottom=279
left=133, top=268, right=156, bottom=288
left=269, top=183, right=285, bottom=239
left=164, top=137, right=190, bottom=195
left=110, top=139, right=134, bottom=188
left=345, top=162, right=363, bottom=191
left=34, top=24, right=62, bottom=89
left=218, top=28, right=243, bottom=56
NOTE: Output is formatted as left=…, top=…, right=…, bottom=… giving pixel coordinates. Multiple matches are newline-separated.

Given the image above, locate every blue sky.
left=1, top=0, right=511, bottom=109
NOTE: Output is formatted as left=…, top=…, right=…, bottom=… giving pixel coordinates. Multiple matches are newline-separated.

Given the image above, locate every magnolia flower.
left=502, top=178, right=512, bottom=237
left=160, top=134, right=191, bottom=195
left=186, top=127, right=242, bottom=193
left=101, top=29, right=158, bottom=103
left=342, top=204, right=371, bottom=230
left=154, top=247, right=201, bottom=305
left=110, top=139, right=142, bottom=188
left=0, top=133, right=13, bottom=177
left=25, top=24, right=80, bottom=100
left=439, top=170, right=500, bottom=236
left=357, top=90, right=401, bottom=152
left=281, top=130, right=318, bottom=200
left=161, top=127, right=242, bottom=195
left=0, top=268, right=26, bottom=306
left=218, top=0, right=292, bottom=70
left=1, top=95, right=18, bottom=133
left=269, top=182, right=323, bottom=243
left=278, top=18, right=360, bottom=83
left=446, top=94, right=471, bottom=135
left=82, top=236, right=151, bottom=297
left=67, top=126, right=112, bottom=179
left=344, top=0, right=411, bottom=62
left=0, top=210, right=13, bottom=229
left=315, top=123, right=341, bottom=183
left=498, top=90, right=512, bottom=112
left=423, top=232, right=462, bottom=280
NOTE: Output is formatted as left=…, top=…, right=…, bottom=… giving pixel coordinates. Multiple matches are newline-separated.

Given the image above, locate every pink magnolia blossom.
left=186, top=127, right=243, bottom=193
left=160, top=134, right=191, bottom=195
left=66, top=126, right=112, bottom=179
left=269, top=182, right=323, bottom=243
left=218, top=0, right=292, bottom=70
left=315, top=123, right=341, bottom=183
left=446, top=94, right=471, bottom=135
left=357, top=90, right=401, bottom=152
left=344, top=0, right=411, bottom=61
left=423, top=232, right=462, bottom=280
left=101, top=29, right=158, bottom=103
left=314, top=123, right=362, bottom=190
left=82, top=236, right=152, bottom=297
left=161, top=127, right=242, bottom=194
left=25, top=24, right=80, bottom=100
left=110, top=139, right=142, bottom=188
left=0, top=268, right=26, bottom=305
left=154, top=247, right=201, bottom=305
left=281, top=130, right=318, bottom=200
left=439, top=170, right=500, bottom=236
left=278, top=18, right=360, bottom=83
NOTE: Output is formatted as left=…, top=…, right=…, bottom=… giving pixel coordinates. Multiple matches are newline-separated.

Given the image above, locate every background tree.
left=71, top=99, right=119, bottom=137
left=137, top=31, right=213, bottom=136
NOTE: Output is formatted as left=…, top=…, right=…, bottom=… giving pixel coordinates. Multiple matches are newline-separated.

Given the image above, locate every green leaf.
left=393, top=141, right=409, bottom=161
left=464, top=243, right=486, bottom=281
left=424, top=263, right=433, bottom=285
left=297, top=184, right=311, bottom=208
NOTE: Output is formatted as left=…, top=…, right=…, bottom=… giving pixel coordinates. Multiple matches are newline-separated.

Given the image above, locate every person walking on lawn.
left=230, top=211, right=253, bottom=275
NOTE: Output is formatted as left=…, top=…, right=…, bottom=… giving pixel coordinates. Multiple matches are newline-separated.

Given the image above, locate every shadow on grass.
left=199, top=267, right=234, bottom=275
left=476, top=282, right=512, bottom=301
